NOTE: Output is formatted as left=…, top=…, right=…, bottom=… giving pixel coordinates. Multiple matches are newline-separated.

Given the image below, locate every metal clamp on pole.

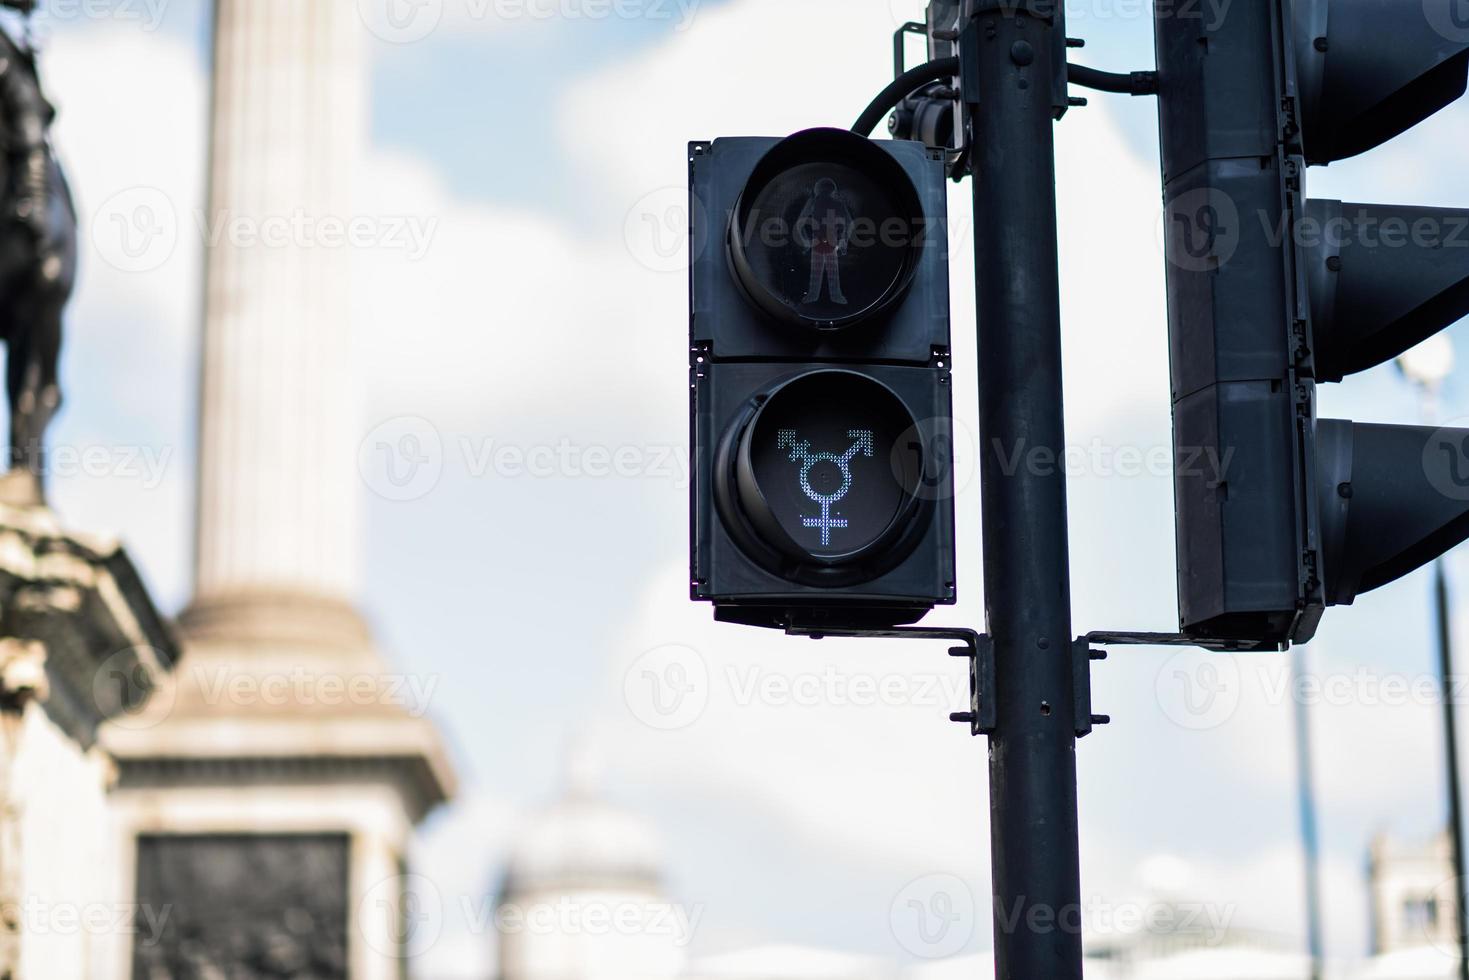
left=1071, top=639, right=1110, bottom=738
left=784, top=625, right=995, bottom=735
left=952, top=633, right=996, bottom=736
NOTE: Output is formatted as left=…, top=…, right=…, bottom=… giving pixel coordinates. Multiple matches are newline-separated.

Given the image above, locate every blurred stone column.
left=104, top=3, right=455, bottom=978
left=189, top=0, right=364, bottom=641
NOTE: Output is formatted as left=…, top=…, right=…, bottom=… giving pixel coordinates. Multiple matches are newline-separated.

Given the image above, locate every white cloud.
left=352, top=151, right=678, bottom=436
left=558, top=0, right=905, bottom=201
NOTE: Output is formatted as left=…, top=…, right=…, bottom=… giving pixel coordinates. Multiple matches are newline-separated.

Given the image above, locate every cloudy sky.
left=27, top=0, right=1469, bottom=976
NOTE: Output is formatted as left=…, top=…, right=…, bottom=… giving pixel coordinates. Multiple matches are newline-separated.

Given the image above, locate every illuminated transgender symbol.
left=777, top=428, right=875, bottom=547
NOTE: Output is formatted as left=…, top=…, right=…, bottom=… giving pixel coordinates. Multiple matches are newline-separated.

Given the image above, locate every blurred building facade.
left=1082, top=924, right=1308, bottom=979
left=0, top=507, right=175, bottom=979
left=483, top=805, right=1469, bottom=980
left=488, top=786, right=1349, bottom=980
left=1368, top=832, right=1458, bottom=958
left=98, top=1, right=454, bottom=977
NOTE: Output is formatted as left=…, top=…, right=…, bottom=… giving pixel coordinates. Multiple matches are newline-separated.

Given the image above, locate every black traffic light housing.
left=690, top=129, right=956, bottom=630
left=1305, top=199, right=1469, bottom=383
left=1293, top=0, right=1469, bottom=166
left=1156, top=0, right=1469, bottom=648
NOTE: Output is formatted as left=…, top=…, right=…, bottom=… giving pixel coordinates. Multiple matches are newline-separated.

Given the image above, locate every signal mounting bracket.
left=785, top=624, right=995, bottom=736
left=1084, top=630, right=1286, bottom=654
left=893, top=20, right=928, bottom=78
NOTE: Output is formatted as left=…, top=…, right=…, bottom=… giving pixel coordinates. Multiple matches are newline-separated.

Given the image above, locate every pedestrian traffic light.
left=689, top=128, right=956, bottom=630
left=1156, top=1, right=1469, bottom=648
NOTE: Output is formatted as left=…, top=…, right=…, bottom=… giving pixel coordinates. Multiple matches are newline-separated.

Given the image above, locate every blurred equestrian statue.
left=0, top=1, right=74, bottom=506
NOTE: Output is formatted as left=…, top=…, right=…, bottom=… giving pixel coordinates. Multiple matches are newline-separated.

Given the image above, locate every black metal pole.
left=964, top=5, right=1084, bottom=978
left=1290, top=646, right=1324, bottom=980
left=1435, top=560, right=1469, bottom=980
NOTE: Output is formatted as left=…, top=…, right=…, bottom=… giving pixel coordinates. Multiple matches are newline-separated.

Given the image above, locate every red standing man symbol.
left=796, top=177, right=852, bottom=306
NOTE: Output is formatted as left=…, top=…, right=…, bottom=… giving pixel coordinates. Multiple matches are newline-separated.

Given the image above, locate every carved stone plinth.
left=102, top=598, right=455, bottom=980
left=0, top=503, right=177, bottom=980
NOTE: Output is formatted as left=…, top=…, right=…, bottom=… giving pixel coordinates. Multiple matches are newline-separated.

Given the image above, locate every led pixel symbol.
left=777, top=428, right=875, bottom=548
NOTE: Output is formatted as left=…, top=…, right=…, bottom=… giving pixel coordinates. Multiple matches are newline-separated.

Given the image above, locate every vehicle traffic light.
left=689, top=128, right=956, bottom=630
left=1156, top=1, right=1469, bottom=647
left=889, top=1, right=964, bottom=162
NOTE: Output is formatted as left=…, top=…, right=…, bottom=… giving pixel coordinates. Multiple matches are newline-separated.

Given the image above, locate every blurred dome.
left=501, top=742, right=665, bottom=896
left=495, top=747, right=683, bottom=980
left=503, top=790, right=665, bottom=895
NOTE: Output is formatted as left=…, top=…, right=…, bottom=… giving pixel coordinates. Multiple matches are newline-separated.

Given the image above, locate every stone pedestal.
left=103, top=616, right=455, bottom=980
left=0, top=503, right=177, bottom=980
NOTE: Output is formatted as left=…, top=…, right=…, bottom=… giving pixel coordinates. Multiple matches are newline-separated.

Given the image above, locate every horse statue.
left=0, top=2, right=75, bottom=507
